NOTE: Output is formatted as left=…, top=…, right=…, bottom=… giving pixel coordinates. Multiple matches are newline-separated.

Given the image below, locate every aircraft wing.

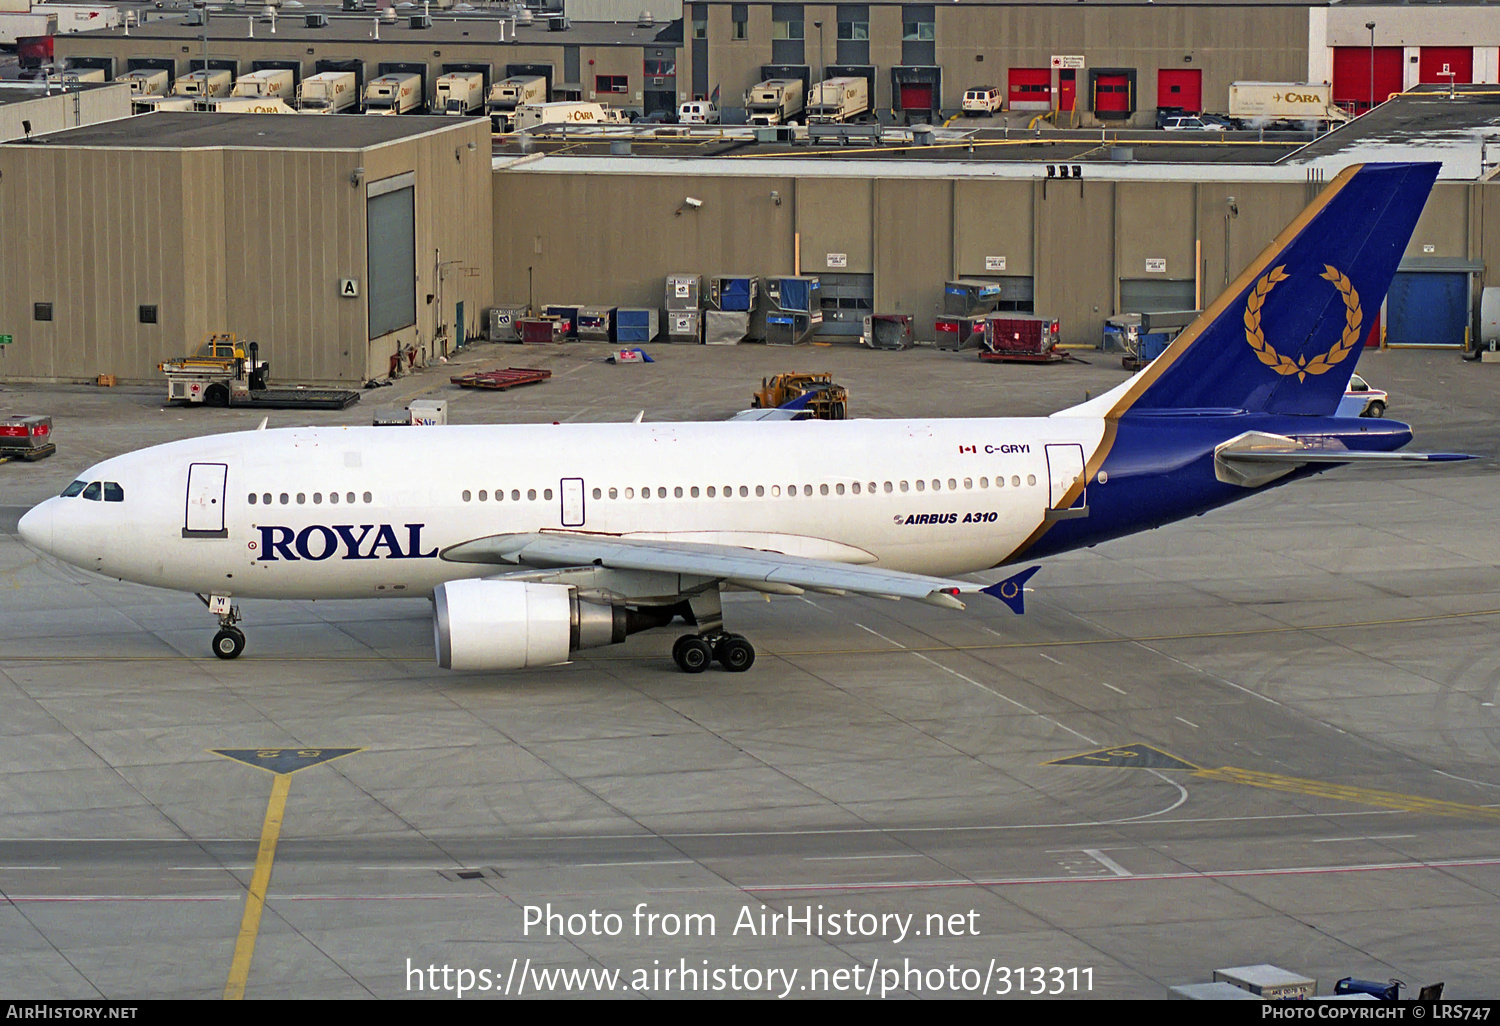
left=441, top=532, right=986, bottom=609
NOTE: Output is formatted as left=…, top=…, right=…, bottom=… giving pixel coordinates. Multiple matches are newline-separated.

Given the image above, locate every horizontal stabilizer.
left=1220, top=449, right=1473, bottom=464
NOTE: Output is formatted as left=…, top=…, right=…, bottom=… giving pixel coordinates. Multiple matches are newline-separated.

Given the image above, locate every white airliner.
left=16, top=162, right=1468, bottom=673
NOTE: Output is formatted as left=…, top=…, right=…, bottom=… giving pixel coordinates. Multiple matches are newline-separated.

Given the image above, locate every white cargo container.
left=1228, top=82, right=1352, bottom=128
left=0, top=11, right=54, bottom=46
left=487, top=74, right=547, bottom=130
left=173, top=68, right=232, bottom=98
left=1212, top=965, right=1317, bottom=1000
left=512, top=100, right=614, bottom=131
left=132, top=94, right=193, bottom=114
left=121, top=67, right=168, bottom=97
left=34, top=3, right=120, bottom=34
left=231, top=67, right=295, bottom=100
left=435, top=70, right=485, bottom=115
left=806, top=76, right=869, bottom=124
left=363, top=72, right=421, bottom=115
left=297, top=70, right=357, bottom=113
left=52, top=66, right=104, bottom=84
left=206, top=96, right=297, bottom=114
left=745, top=78, right=804, bottom=125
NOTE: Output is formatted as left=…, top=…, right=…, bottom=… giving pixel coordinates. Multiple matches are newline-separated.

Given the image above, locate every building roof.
left=8, top=110, right=477, bottom=149
left=1282, top=88, right=1500, bottom=180
left=0, top=81, right=127, bottom=109
left=77, top=11, right=682, bottom=48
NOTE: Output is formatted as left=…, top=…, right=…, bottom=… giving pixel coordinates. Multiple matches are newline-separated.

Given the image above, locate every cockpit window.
left=61, top=480, right=86, bottom=497
left=81, top=482, right=102, bottom=501
left=103, top=482, right=124, bottom=502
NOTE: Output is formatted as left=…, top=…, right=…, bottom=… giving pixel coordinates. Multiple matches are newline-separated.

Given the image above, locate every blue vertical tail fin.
left=1108, top=163, right=1439, bottom=418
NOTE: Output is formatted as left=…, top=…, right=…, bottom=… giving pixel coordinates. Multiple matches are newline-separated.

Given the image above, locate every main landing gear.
left=672, top=632, right=756, bottom=673
left=669, top=586, right=755, bottom=673
left=199, top=593, right=245, bottom=660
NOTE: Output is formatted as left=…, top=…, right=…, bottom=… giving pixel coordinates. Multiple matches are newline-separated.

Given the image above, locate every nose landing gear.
left=200, top=593, right=245, bottom=660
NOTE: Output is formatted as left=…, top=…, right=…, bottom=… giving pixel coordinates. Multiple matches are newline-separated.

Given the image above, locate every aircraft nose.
left=17, top=500, right=54, bottom=555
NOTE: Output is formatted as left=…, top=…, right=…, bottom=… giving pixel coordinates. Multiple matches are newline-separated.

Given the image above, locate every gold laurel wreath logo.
left=1243, top=263, right=1362, bottom=383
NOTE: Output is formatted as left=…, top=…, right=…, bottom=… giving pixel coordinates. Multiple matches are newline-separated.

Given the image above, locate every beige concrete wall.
left=796, top=177, right=872, bottom=275
left=491, top=168, right=1500, bottom=349
left=953, top=179, right=1033, bottom=278
left=0, top=83, right=132, bottom=142
left=1116, top=181, right=1196, bottom=289
left=491, top=169, right=796, bottom=311
left=873, top=177, right=952, bottom=336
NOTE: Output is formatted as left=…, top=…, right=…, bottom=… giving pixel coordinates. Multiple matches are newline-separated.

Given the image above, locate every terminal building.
left=50, top=2, right=1500, bottom=124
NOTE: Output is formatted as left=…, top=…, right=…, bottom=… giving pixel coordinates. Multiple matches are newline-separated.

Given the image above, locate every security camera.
left=683, top=196, right=703, bottom=209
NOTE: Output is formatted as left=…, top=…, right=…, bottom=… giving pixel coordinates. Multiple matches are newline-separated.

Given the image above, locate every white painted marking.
left=1174, top=716, right=1200, bottom=729
left=1100, top=681, right=1126, bottom=694
left=573, top=860, right=694, bottom=868
left=1311, top=835, right=1417, bottom=844
left=910, top=651, right=1098, bottom=745
left=805, top=854, right=926, bottom=862
left=1038, top=652, right=1063, bottom=666
left=1082, top=848, right=1132, bottom=877
left=854, top=623, right=905, bottom=648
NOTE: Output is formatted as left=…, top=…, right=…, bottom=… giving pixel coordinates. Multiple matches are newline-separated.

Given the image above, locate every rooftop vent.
left=636, top=9, right=653, bottom=26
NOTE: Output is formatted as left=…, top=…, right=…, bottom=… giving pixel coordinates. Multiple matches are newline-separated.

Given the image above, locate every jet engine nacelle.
left=433, top=578, right=629, bottom=670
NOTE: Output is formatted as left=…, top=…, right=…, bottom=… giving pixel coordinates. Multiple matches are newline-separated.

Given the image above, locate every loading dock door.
left=1386, top=272, right=1469, bottom=347
left=1419, top=47, right=1473, bottom=85
left=1008, top=67, right=1051, bottom=111
left=184, top=463, right=228, bottom=537
left=1091, top=73, right=1131, bottom=117
left=899, top=81, right=933, bottom=112
left=1157, top=69, right=1201, bottom=113
left=1332, top=47, right=1403, bottom=112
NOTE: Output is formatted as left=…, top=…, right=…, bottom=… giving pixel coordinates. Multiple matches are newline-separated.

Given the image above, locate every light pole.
left=813, top=20, right=824, bottom=84
left=1366, top=21, right=1376, bottom=112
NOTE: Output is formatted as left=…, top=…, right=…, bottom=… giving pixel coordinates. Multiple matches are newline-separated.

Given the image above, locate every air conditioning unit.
left=305, top=13, right=328, bottom=27
left=410, top=14, right=432, bottom=28
left=547, top=15, right=568, bottom=31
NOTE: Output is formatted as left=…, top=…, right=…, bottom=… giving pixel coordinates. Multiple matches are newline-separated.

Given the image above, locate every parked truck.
left=121, top=67, right=169, bottom=97
left=806, top=76, right=869, bottom=124
left=1227, top=82, right=1352, bottom=130
left=133, top=94, right=194, bottom=114
left=486, top=74, right=547, bottom=130
left=435, top=70, right=485, bottom=115
left=39, top=3, right=121, bottom=34
left=511, top=100, right=621, bottom=131
left=297, top=70, right=357, bottom=113
left=173, top=68, right=232, bottom=99
left=206, top=96, right=297, bottom=114
left=363, top=72, right=421, bottom=114
left=746, top=78, right=804, bottom=125
left=52, top=65, right=104, bottom=85
left=231, top=67, right=295, bottom=100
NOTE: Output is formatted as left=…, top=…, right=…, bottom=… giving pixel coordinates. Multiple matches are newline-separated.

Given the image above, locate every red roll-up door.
left=1419, top=46, right=1473, bottom=84
left=1009, top=67, right=1051, bottom=111
left=1093, top=73, right=1130, bottom=113
left=899, top=82, right=933, bottom=112
left=1332, top=46, right=1404, bottom=112
left=1157, top=69, right=1201, bottom=113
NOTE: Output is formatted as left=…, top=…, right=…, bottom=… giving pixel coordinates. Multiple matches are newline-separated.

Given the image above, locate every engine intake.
left=433, top=579, right=634, bottom=671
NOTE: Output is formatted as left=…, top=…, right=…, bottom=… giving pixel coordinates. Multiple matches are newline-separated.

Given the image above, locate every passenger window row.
left=247, top=491, right=374, bottom=506
left=61, top=480, right=124, bottom=502
left=458, top=475, right=1038, bottom=503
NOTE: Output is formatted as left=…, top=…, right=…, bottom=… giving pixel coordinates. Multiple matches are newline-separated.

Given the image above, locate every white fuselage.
left=22, top=418, right=1106, bottom=600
